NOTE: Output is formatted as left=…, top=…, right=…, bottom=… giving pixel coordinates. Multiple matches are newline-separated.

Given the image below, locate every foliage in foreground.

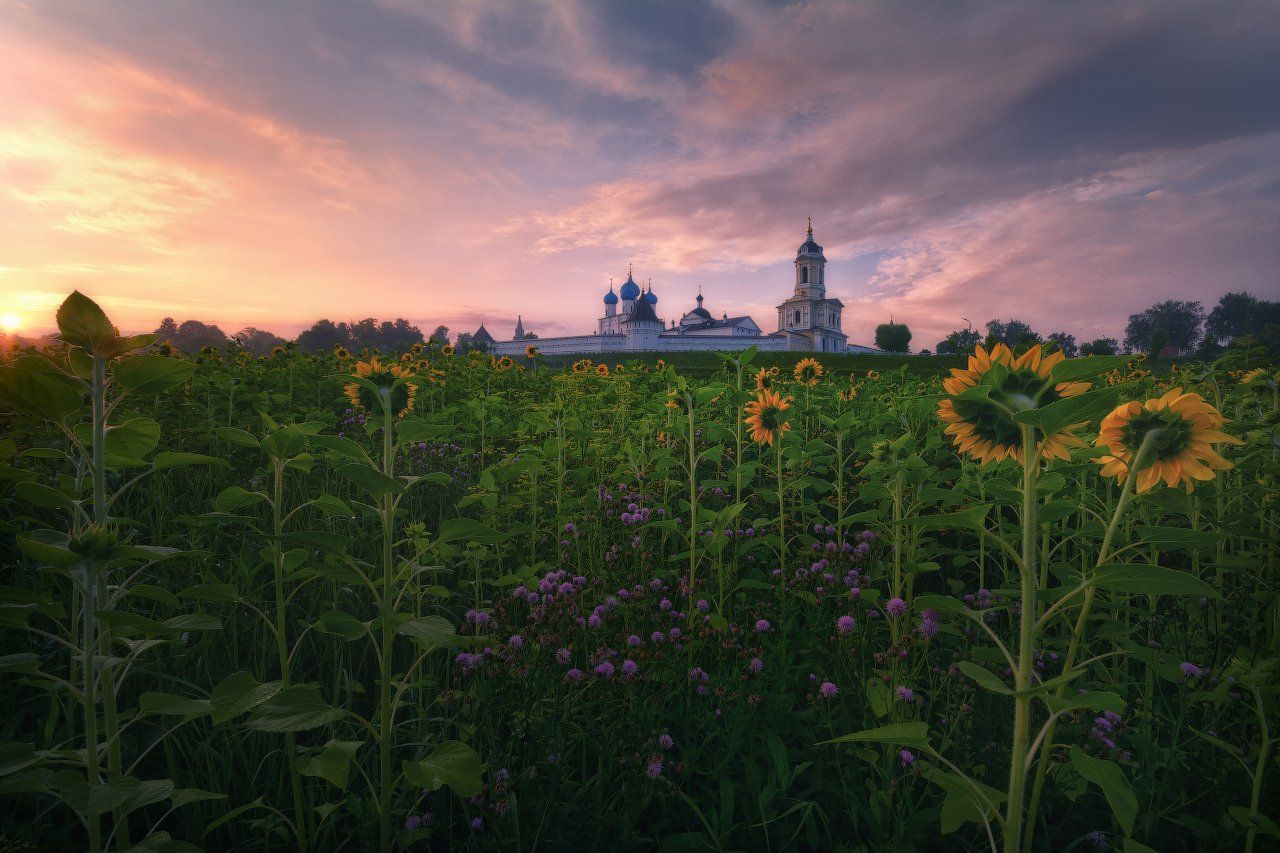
left=0, top=292, right=1277, bottom=852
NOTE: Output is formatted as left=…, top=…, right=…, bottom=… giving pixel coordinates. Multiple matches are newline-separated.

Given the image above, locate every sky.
left=1, top=0, right=1278, bottom=349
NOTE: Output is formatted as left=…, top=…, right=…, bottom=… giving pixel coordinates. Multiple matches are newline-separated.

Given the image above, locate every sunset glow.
left=1, top=1, right=1277, bottom=346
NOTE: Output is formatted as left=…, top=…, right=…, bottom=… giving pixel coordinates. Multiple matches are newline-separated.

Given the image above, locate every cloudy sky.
left=2, top=0, right=1277, bottom=347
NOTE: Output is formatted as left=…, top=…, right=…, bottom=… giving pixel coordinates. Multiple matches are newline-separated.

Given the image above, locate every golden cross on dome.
left=807, top=215, right=813, bottom=235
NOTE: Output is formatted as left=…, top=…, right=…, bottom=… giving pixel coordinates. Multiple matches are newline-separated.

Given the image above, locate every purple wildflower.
left=837, top=615, right=856, bottom=634
left=885, top=597, right=908, bottom=617
left=819, top=681, right=838, bottom=698
left=899, top=749, right=916, bottom=768
left=622, top=659, right=638, bottom=677
left=748, top=657, right=763, bottom=675
left=1179, top=661, right=1203, bottom=678
left=755, top=619, right=771, bottom=633
left=646, top=759, right=663, bottom=780
left=658, top=734, right=674, bottom=750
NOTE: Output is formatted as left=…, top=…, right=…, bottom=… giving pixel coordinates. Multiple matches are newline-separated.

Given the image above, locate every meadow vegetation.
left=0, top=292, right=1276, bottom=851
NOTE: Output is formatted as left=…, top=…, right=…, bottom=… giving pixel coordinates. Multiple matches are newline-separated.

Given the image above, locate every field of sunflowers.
left=1, top=292, right=1277, bottom=852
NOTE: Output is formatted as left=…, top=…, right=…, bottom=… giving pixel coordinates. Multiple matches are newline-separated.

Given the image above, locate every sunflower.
left=411, top=342, right=425, bottom=355
left=272, top=345, right=287, bottom=357
left=343, top=356, right=418, bottom=418
left=595, top=363, right=610, bottom=377
left=525, top=344, right=539, bottom=359
left=571, top=358, right=592, bottom=374
left=656, top=359, right=667, bottom=371
left=937, top=343, right=1092, bottom=464
left=754, top=367, right=779, bottom=391
left=865, top=370, right=880, bottom=381
left=441, top=344, right=455, bottom=356
left=744, top=388, right=793, bottom=446
left=1094, top=388, right=1242, bottom=492
left=1241, top=367, right=1274, bottom=387
left=794, top=357, right=824, bottom=386
left=333, top=344, right=351, bottom=360
left=157, top=341, right=178, bottom=358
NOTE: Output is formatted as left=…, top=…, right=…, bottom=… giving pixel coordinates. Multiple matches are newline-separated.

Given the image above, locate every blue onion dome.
left=644, top=285, right=657, bottom=305
left=619, top=272, right=641, bottom=300
left=603, top=286, right=619, bottom=305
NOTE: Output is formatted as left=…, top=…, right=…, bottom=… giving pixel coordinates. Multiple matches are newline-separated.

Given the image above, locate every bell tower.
left=794, top=216, right=826, bottom=299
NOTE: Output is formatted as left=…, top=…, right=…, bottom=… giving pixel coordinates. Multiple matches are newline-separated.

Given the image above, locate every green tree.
left=1124, top=300, right=1203, bottom=353
left=1080, top=337, right=1119, bottom=356
left=874, top=322, right=912, bottom=353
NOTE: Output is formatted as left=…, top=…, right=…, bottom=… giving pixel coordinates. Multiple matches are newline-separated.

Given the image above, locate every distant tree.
left=1205, top=292, right=1260, bottom=345
left=919, top=348, right=932, bottom=356
left=155, top=317, right=180, bottom=341
left=938, top=328, right=981, bottom=356
left=1205, top=291, right=1280, bottom=356
left=523, top=331, right=539, bottom=340
left=1124, top=300, right=1204, bottom=354
left=985, top=319, right=1041, bottom=349
left=1045, top=331, right=1078, bottom=358
left=454, top=332, right=474, bottom=353
left=874, top=322, right=912, bottom=353
left=1080, top=337, right=1120, bottom=356
left=234, top=327, right=285, bottom=355
left=296, top=319, right=350, bottom=353
left=430, top=326, right=450, bottom=345
left=171, top=320, right=228, bottom=352
left=380, top=318, right=424, bottom=352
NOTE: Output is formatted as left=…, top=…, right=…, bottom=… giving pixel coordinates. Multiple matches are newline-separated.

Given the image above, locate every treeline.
left=932, top=291, right=1279, bottom=358
left=152, top=317, right=495, bottom=355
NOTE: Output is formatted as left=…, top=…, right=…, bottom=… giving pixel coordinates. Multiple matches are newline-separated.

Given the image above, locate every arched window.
left=794, top=310, right=801, bottom=325
left=801, top=266, right=809, bottom=284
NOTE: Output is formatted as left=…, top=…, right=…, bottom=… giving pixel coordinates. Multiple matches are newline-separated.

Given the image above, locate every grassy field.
left=540, top=348, right=966, bottom=377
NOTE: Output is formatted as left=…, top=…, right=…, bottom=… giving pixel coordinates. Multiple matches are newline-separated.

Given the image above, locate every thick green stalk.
left=82, top=560, right=101, bottom=853
left=776, top=438, right=785, bottom=577
left=1244, top=685, right=1271, bottom=853
left=1021, top=434, right=1151, bottom=851
left=687, top=399, right=697, bottom=605
left=273, top=459, right=309, bottom=853
left=1004, top=426, right=1038, bottom=852
left=378, top=403, right=395, bottom=853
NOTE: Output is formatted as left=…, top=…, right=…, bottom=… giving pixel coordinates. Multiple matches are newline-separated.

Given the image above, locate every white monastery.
left=491, top=222, right=878, bottom=356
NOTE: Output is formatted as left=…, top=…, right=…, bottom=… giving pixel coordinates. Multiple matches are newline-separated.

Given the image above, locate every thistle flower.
left=658, top=734, right=674, bottom=750
left=1179, top=661, right=1203, bottom=678
left=1095, top=388, right=1241, bottom=493
left=885, top=597, right=907, bottom=617
left=819, top=681, right=838, bottom=698
left=748, top=657, right=763, bottom=674
left=622, top=659, right=638, bottom=677
left=937, top=343, right=1091, bottom=464
left=899, top=749, right=916, bottom=768
left=646, top=759, right=663, bottom=780
left=744, top=388, right=793, bottom=446
left=837, top=615, right=856, bottom=634
left=754, top=619, right=771, bottom=633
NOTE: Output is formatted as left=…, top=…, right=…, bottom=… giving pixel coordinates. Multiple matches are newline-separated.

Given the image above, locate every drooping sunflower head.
left=744, top=388, right=793, bottom=446
left=343, top=356, right=418, bottom=418
left=937, top=343, right=1092, bottom=465
left=794, top=357, right=824, bottom=386
left=754, top=367, right=778, bottom=391
left=525, top=344, right=539, bottom=359
left=1095, top=388, right=1242, bottom=493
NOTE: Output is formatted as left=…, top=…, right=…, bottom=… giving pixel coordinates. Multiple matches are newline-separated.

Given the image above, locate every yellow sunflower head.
left=865, top=370, right=880, bottom=381
left=525, top=344, right=539, bottom=359
left=496, top=355, right=515, bottom=371
left=333, top=344, right=351, bottom=360
left=595, top=363, right=610, bottom=377
left=1095, top=388, right=1243, bottom=493
left=1240, top=367, right=1274, bottom=389
left=272, top=345, right=286, bottom=357
left=157, top=341, right=177, bottom=358
left=794, top=357, right=824, bottom=386
left=754, top=367, right=776, bottom=391
left=744, top=388, right=793, bottom=446
left=441, top=344, right=455, bottom=356
left=343, top=356, right=418, bottom=418
left=937, top=343, right=1092, bottom=465
left=655, top=359, right=667, bottom=371
left=572, top=358, right=592, bottom=374
left=411, top=342, right=425, bottom=355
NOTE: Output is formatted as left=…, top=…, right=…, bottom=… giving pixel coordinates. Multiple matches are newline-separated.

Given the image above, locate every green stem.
left=1243, top=685, right=1270, bottom=853
left=1004, top=427, right=1038, bottom=852
left=378, top=404, right=395, bottom=853
left=1021, top=432, right=1152, bottom=851
left=273, top=458, right=309, bottom=853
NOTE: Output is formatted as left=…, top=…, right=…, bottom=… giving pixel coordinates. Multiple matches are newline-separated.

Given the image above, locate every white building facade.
left=492, top=223, right=876, bottom=356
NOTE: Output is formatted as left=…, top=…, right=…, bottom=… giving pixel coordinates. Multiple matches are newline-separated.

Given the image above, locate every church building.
left=492, top=222, right=874, bottom=356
